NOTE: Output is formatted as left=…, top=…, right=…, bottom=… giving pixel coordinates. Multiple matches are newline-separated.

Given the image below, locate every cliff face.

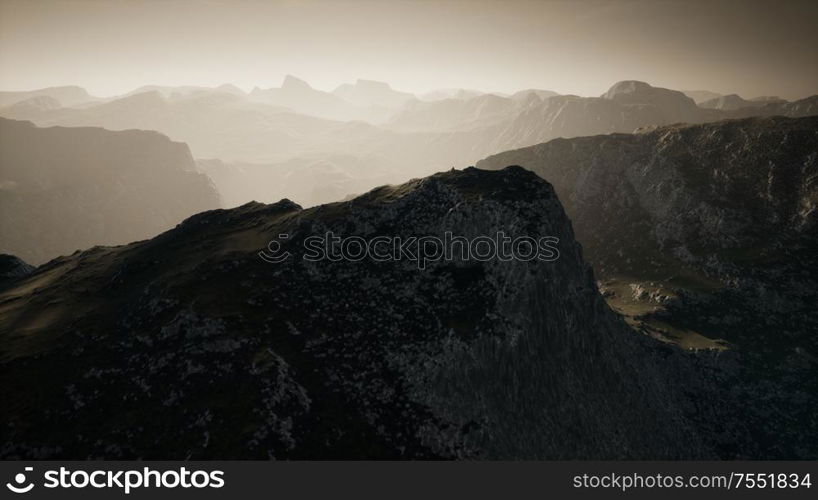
left=0, top=118, right=222, bottom=264
left=478, top=116, right=818, bottom=279
left=478, top=116, right=818, bottom=458
left=0, top=167, right=713, bottom=459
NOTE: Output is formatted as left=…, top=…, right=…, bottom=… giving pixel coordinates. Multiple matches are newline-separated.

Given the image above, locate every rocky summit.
left=2, top=166, right=719, bottom=460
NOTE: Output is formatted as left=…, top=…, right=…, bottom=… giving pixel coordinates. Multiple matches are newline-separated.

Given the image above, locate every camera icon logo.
left=6, top=467, right=34, bottom=494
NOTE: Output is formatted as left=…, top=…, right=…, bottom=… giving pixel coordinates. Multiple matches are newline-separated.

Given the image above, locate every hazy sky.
left=1, top=0, right=817, bottom=99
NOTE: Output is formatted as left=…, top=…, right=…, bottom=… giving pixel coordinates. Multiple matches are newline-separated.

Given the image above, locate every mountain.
left=196, top=155, right=402, bottom=208
left=119, top=84, right=247, bottom=101
left=750, top=95, right=786, bottom=104
left=0, top=89, right=397, bottom=164
left=124, top=85, right=211, bottom=98
left=681, top=90, right=722, bottom=104
left=488, top=93, right=678, bottom=148
left=332, top=79, right=414, bottom=109
left=250, top=75, right=368, bottom=121
left=379, top=84, right=818, bottom=187
left=5, top=79, right=816, bottom=215
left=0, top=85, right=96, bottom=108
left=1, top=166, right=729, bottom=459
left=419, top=88, right=486, bottom=101
left=510, top=89, right=559, bottom=101
left=0, top=96, right=63, bottom=120
left=729, top=95, right=818, bottom=119
left=216, top=83, right=246, bottom=96
left=602, top=80, right=701, bottom=123
left=407, top=82, right=818, bottom=167
left=388, top=94, right=522, bottom=132
left=688, top=94, right=814, bottom=119
left=416, top=84, right=706, bottom=165
left=699, top=93, right=766, bottom=110
left=478, top=116, right=818, bottom=458
left=0, top=118, right=221, bottom=264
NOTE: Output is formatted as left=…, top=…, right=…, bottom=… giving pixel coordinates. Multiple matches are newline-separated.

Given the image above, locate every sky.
left=1, top=0, right=817, bottom=99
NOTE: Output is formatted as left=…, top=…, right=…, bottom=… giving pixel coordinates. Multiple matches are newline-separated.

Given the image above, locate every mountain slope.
left=682, top=90, right=722, bottom=104
left=0, top=96, right=63, bottom=121
left=478, top=116, right=818, bottom=278
left=196, top=155, right=401, bottom=208
left=250, top=75, right=369, bottom=121
left=0, top=255, right=34, bottom=286
left=0, top=90, right=396, bottom=164
left=510, top=89, right=559, bottom=101
left=419, top=88, right=487, bottom=101
left=0, top=86, right=96, bottom=108
left=478, top=116, right=818, bottom=458
left=6, top=80, right=816, bottom=214
left=0, top=118, right=221, bottom=264
left=386, top=81, right=818, bottom=169
left=601, top=80, right=702, bottom=123
left=700, top=93, right=766, bottom=110
left=8, top=80, right=815, bottom=169
left=0, top=166, right=718, bottom=459
left=729, top=95, right=818, bottom=119
left=388, top=94, right=518, bottom=132
left=332, top=79, right=413, bottom=109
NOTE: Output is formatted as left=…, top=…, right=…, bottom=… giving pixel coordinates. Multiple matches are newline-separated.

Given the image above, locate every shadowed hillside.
left=0, top=118, right=221, bottom=264
left=478, top=116, right=818, bottom=458
left=1, top=167, right=723, bottom=459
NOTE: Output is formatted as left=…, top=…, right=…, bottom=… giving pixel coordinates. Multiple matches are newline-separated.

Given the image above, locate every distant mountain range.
left=681, top=89, right=723, bottom=104
left=1, top=78, right=816, bottom=209
left=332, top=78, right=414, bottom=109
left=699, top=93, right=787, bottom=110
left=682, top=90, right=790, bottom=107
left=0, top=88, right=398, bottom=165
left=0, top=85, right=98, bottom=108
left=249, top=75, right=372, bottom=121
left=419, top=88, right=492, bottom=101
left=0, top=118, right=221, bottom=264
left=388, top=93, right=526, bottom=132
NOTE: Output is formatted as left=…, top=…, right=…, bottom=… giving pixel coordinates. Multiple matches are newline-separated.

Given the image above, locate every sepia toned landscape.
left=1, top=0, right=816, bottom=460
